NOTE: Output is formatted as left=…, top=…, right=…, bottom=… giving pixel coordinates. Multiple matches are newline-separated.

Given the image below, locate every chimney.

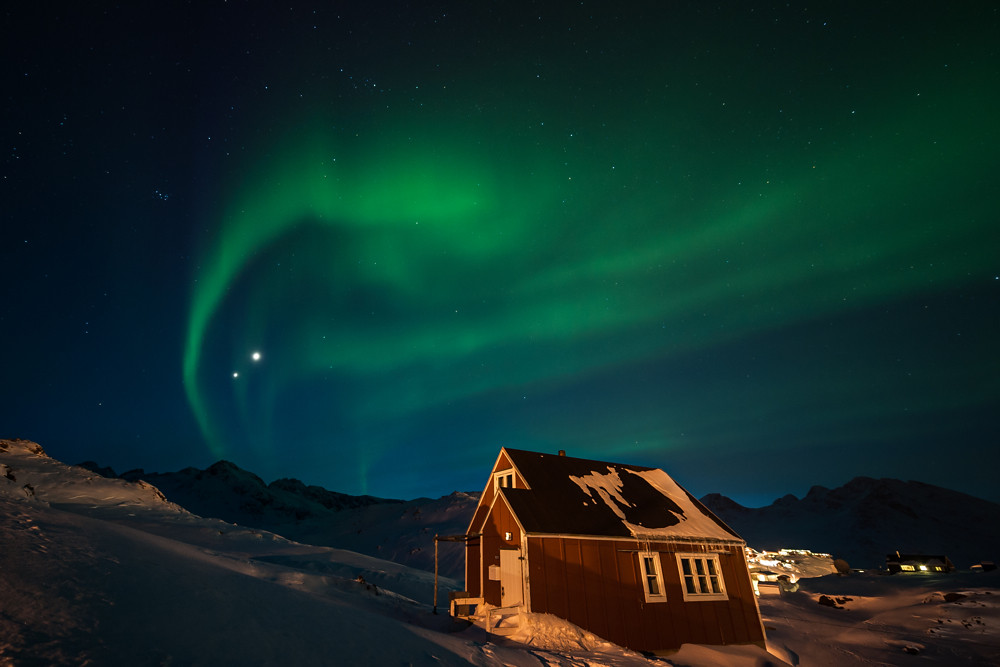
left=558, top=450, right=566, bottom=457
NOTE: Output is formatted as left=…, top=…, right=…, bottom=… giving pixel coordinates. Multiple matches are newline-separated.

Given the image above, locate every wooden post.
left=431, top=533, right=476, bottom=616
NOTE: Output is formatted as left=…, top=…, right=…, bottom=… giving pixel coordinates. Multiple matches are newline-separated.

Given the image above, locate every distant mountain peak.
left=773, top=493, right=799, bottom=507
left=202, top=459, right=267, bottom=486
left=699, top=492, right=747, bottom=513
left=701, top=477, right=1000, bottom=568
left=803, top=484, right=831, bottom=501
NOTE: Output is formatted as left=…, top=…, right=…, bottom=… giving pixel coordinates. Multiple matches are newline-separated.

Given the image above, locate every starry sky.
left=3, top=3, right=998, bottom=506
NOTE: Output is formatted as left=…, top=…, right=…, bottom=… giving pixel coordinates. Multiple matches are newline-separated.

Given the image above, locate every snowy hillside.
left=0, top=438, right=663, bottom=665
left=78, top=458, right=478, bottom=579
left=5, top=438, right=1000, bottom=666
left=701, top=477, right=1000, bottom=569
left=0, top=439, right=462, bottom=663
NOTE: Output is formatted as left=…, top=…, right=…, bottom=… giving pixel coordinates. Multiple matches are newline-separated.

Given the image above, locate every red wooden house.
left=456, top=447, right=766, bottom=654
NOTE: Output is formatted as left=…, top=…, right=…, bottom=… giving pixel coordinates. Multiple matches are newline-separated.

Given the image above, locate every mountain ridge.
left=76, top=456, right=476, bottom=579
left=700, top=476, right=1000, bottom=569
left=77, top=453, right=1000, bottom=574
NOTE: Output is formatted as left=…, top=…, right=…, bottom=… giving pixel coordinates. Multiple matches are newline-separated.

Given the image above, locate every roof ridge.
left=502, top=447, right=657, bottom=471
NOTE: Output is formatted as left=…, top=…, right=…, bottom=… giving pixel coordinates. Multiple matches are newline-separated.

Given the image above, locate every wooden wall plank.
left=599, top=541, right=627, bottom=646
left=579, top=540, right=607, bottom=639
left=479, top=534, right=764, bottom=651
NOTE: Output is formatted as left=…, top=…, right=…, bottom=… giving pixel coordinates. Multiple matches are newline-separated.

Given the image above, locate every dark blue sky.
left=2, top=3, right=998, bottom=505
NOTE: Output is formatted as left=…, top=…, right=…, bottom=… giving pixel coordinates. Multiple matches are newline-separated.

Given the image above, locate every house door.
left=499, top=549, right=523, bottom=607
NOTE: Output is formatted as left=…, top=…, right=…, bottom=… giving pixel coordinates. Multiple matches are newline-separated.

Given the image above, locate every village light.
left=919, top=565, right=928, bottom=571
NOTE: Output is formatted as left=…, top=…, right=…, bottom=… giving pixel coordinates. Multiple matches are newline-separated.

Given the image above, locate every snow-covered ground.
left=3, top=438, right=998, bottom=665
left=760, top=571, right=1000, bottom=665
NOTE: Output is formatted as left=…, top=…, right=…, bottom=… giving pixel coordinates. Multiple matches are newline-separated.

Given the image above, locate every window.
left=676, top=554, right=727, bottom=601
left=493, top=470, right=514, bottom=492
left=638, top=551, right=667, bottom=602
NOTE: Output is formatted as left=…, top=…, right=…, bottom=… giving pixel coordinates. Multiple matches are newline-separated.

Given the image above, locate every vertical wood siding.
left=465, top=538, right=481, bottom=597
left=526, top=537, right=764, bottom=653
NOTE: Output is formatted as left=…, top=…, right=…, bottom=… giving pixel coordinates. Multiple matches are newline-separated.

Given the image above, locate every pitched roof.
left=886, top=553, right=953, bottom=563
left=496, top=448, right=742, bottom=543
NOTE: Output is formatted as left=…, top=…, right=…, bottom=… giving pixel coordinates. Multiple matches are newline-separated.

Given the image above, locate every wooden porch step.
left=489, top=609, right=521, bottom=636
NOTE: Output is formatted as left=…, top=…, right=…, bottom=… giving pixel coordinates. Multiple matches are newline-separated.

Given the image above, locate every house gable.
left=466, top=447, right=531, bottom=536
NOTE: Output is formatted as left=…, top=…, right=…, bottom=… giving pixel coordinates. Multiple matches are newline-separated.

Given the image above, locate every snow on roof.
left=568, top=465, right=742, bottom=542
left=568, top=467, right=630, bottom=520
left=498, top=448, right=742, bottom=543
left=627, top=468, right=743, bottom=541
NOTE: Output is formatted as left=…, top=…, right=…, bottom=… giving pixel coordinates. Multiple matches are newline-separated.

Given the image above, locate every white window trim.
left=676, top=553, right=728, bottom=601
left=638, top=551, right=667, bottom=603
left=493, top=469, right=515, bottom=492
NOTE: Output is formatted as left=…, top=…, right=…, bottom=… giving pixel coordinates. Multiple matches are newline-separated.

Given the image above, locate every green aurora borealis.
left=181, top=9, right=997, bottom=498
left=6, top=3, right=995, bottom=504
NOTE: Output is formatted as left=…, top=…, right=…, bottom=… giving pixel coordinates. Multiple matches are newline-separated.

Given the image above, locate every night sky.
left=3, top=3, right=998, bottom=506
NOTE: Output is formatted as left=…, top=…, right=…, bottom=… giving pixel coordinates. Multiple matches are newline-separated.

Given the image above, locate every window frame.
left=637, top=551, right=668, bottom=603
left=676, top=553, right=728, bottom=601
left=493, top=469, right=515, bottom=492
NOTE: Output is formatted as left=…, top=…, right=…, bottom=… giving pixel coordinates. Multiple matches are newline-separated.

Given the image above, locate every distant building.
left=453, top=447, right=766, bottom=654
left=886, top=552, right=955, bottom=573
left=746, top=547, right=837, bottom=582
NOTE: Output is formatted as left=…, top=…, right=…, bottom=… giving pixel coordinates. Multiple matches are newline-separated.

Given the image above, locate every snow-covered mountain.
left=79, top=457, right=1000, bottom=578
left=701, top=477, right=1000, bottom=569
left=4, top=438, right=1000, bottom=666
left=77, top=458, right=478, bottom=580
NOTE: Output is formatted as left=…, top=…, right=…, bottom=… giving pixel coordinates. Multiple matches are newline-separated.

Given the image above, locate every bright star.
left=251, top=351, right=261, bottom=362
